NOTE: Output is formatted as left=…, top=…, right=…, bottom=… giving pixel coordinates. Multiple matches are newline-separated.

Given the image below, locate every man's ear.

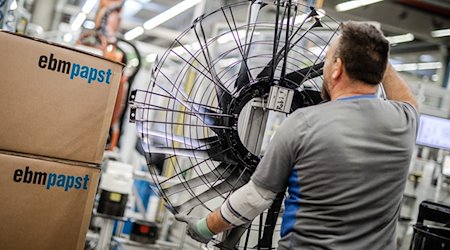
left=332, top=57, right=343, bottom=79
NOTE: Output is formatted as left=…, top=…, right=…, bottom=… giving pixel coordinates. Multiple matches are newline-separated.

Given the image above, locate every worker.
left=176, top=21, right=418, bottom=249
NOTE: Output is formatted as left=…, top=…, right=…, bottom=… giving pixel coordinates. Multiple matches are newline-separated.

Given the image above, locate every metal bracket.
left=267, top=85, right=294, bottom=113
left=129, top=89, right=137, bottom=102
left=129, top=106, right=137, bottom=123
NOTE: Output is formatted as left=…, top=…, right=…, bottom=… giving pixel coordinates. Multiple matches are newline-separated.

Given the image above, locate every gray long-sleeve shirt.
left=252, top=96, right=418, bottom=250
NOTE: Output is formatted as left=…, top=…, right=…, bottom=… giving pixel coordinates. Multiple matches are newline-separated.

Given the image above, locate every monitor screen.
left=416, top=114, right=450, bottom=151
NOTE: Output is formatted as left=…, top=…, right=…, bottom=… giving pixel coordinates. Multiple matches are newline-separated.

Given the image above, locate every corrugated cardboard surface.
left=0, top=31, right=123, bottom=164
left=0, top=151, right=100, bottom=250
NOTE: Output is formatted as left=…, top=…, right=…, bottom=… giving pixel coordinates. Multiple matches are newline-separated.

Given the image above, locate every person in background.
left=176, top=21, right=418, bottom=250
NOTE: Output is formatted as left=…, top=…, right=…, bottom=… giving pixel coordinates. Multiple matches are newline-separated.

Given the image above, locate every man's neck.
left=330, top=80, right=378, bottom=101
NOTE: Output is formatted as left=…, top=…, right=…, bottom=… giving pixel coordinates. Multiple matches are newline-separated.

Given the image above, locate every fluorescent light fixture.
left=83, top=20, right=96, bottom=29
left=191, top=41, right=201, bottom=51
left=393, top=62, right=442, bottom=71
left=336, top=0, right=383, bottom=12
left=70, top=0, right=97, bottom=33
left=124, top=26, right=145, bottom=41
left=82, top=0, right=98, bottom=14
left=129, top=58, right=140, bottom=67
left=10, top=0, right=17, bottom=10
left=146, top=54, right=157, bottom=63
left=218, top=30, right=246, bottom=44
left=123, top=0, right=143, bottom=17
left=63, top=33, right=73, bottom=43
left=71, top=13, right=87, bottom=31
left=218, top=57, right=239, bottom=68
left=431, top=28, right=450, bottom=38
left=143, top=0, right=202, bottom=30
left=172, top=45, right=188, bottom=55
left=308, top=46, right=325, bottom=57
left=386, top=33, right=414, bottom=44
left=292, top=14, right=308, bottom=25
left=172, top=41, right=201, bottom=55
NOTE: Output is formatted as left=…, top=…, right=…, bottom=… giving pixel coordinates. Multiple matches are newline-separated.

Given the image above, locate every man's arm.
left=175, top=180, right=276, bottom=243
left=382, top=63, right=418, bottom=109
left=205, top=207, right=233, bottom=234
left=176, top=110, right=302, bottom=243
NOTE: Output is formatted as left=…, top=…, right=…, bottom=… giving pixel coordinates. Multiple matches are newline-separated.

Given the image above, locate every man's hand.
left=175, top=213, right=215, bottom=244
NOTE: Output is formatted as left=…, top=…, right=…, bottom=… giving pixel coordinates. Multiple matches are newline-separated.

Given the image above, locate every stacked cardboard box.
left=0, top=31, right=123, bottom=250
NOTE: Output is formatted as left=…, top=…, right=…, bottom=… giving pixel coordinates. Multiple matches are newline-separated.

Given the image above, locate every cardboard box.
left=0, top=31, right=123, bottom=164
left=0, top=151, right=100, bottom=250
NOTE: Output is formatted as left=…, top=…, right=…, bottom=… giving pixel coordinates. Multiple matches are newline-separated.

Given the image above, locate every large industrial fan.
left=129, top=0, right=340, bottom=248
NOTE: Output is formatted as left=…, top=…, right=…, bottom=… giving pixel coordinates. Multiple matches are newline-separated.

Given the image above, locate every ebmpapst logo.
left=38, top=53, right=113, bottom=84
left=13, top=166, right=90, bottom=192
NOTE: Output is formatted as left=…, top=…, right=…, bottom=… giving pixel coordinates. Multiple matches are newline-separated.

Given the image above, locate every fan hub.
left=222, top=80, right=272, bottom=171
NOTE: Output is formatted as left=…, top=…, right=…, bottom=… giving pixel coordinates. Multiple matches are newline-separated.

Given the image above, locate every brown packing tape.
left=0, top=151, right=100, bottom=250
left=0, top=30, right=124, bottom=164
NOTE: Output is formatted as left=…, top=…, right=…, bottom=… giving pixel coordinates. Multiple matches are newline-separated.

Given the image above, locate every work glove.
left=175, top=213, right=215, bottom=244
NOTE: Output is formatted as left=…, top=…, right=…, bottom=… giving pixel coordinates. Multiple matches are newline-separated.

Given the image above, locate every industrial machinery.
left=129, top=0, right=340, bottom=248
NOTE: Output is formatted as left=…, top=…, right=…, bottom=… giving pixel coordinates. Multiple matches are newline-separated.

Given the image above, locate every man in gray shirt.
left=176, top=21, right=418, bottom=250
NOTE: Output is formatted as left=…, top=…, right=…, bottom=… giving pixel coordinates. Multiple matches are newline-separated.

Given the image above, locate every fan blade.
left=162, top=163, right=233, bottom=196
left=233, top=1, right=265, bottom=90
left=214, top=222, right=251, bottom=250
left=136, top=122, right=219, bottom=148
left=256, top=16, right=323, bottom=80
left=150, top=77, right=231, bottom=132
left=143, top=145, right=210, bottom=159
left=173, top=173, right=249, bottom=213
left=216, top=87, right=233, bottom=110
left=191, top=15, right=235, bottom=110
left=257, top=192, right=285, bottom=249
left=284, top=62, right=324, bottom=88
left=291, top=89, right=323, bottom=111
left=196, top=105, right=229, bottom=128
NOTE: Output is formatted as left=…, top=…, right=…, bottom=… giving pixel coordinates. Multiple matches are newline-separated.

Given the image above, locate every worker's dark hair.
left=336, top=21, right=390, bottom=85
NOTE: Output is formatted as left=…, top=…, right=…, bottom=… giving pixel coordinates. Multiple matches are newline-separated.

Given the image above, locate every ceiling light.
left=124, top=27, right=145, bottom=41
left=171, top=41, right=202, bottom=55
left=419, top=54, right=434, bottom=62
left=172, top=45, right=189, bottom=55
left=336, top=0, right=383, bottom=12
left=431, top=74, right=439, bottom=82
left=416, top=62, right=442, bottom=70
left=386, top=33, right=414, bottom=44
left=431, top=28, right=450, bottom=38
left=63, top=33, right=73, bottom=43
left=143, top=0, right=202, bottom=30
left=292, top=14, right=308, bottom=25
left=129, top=58, right=140, bottom=67
left=146, top=54, right=157, bottom=63
left=9, top=0, right=17, bottom=10
left=392, top=62, right=442, bottom=72
left=82, top=0, right=98, bottom=14
left=83, top=20, right=96, bottom=29
left=218, top=30, right=246, bottom=44
left=70, top=0, right=97, bottom=32
left=191, top=41, right=201, bottom=51
left=123, top=0, right=143, bottom=17
left=71, top=13, right=87, bottom=31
